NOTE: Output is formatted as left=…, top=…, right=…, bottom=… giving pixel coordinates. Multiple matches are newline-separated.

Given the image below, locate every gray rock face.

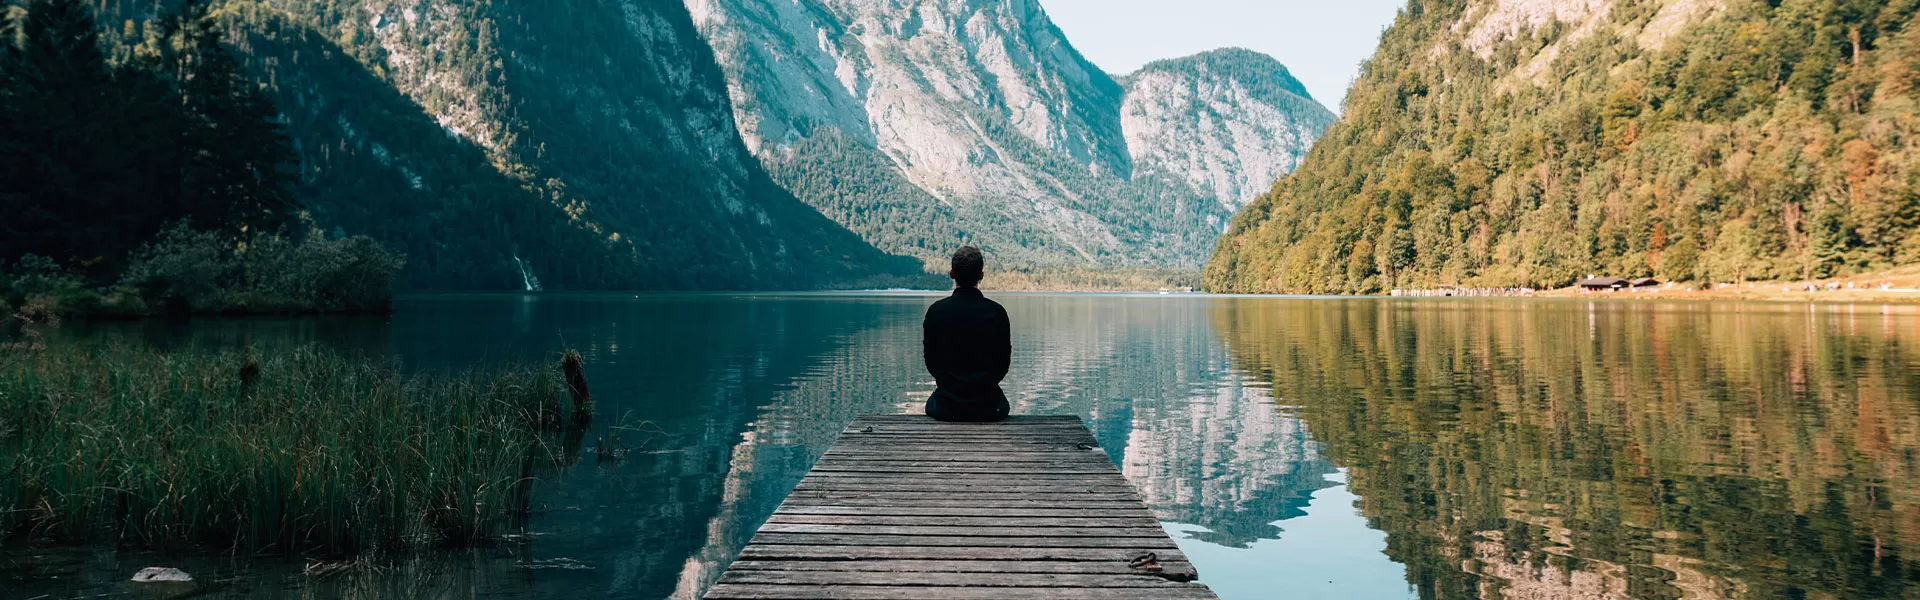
left=1121, top=49, right=1338, bottom=213
left=688, top=0, right=1129, bottom=188
left=687, top=0, right=1332, bottom=268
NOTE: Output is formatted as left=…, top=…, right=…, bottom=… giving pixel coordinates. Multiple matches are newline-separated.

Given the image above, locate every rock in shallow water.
left=131, top=567, right=193, bottom=583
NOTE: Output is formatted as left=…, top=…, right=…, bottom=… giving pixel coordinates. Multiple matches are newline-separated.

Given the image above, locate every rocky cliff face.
left=685, top=0, right=1332, bottom=269
left=214, top=0, right=921, bottom=289
left=686, top=0, right=1130, bottom=183
left=1121, top=49, right=1338, bottom=213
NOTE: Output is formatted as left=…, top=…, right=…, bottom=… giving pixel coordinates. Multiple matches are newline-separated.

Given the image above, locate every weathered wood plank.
left=800, top=472, right=1123, bottom=481
left=746, top=534, right=1179, bottom=549
left=837, top=436, right=1098, bottom=441
left=821, top=445, right=1102, bottom=454
left=814, top=459, right=1117, bottom=469
left=809, top=466, right=1118, bottom=476
left=841, top=427, right=1092, bottom=434
left=829, top=440, right=1098, bottom=447
left=838, top=429, right=1095, bottom=436
left=820, top=451, right=1113, bottom=461
left=776, top=497, right=1151, bottom=509
left=724, top=559, right=1191, bottom=576
left=754, top=524, right=1170, bottom=538
left=770, top=506, right=1156, bottom=518
left=791, top=482, right=1139, bottom=494
left=794, top=476, right=1134, bottom=486
left=837, top=428, right=1095, bottom=436
left=703, top=584, right=1217, bottom=599
left=843, top=425, right=1086, bottom=429
left=734, top=545, right=1195, bottom=565
left=716, top=571, right=1194, bottom=588
left=817, top=458, right=1116, bottom=468
left=782, top=491, right=1144, bottom=502
left=730, top=546, right=1202, bottom=580
left=764, top=515, right=1162, bottom=528
left=810, top=457, right=1113, bottom=467
left=835, top=431, right=1093, bottom=436
left=704, top=415, right=1214, bottom=600
left=853, top=415, right=1080, bottom=423
left=802, top=472, right=1126, bottom=482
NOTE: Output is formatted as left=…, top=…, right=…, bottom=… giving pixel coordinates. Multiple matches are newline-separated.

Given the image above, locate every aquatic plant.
left=0, top=341, right=580, bottom=555
left=560, top=349, right=593, bottom=426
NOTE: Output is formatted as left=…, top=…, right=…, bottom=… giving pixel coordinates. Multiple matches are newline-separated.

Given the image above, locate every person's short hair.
left=950, top=246, right=984, bottom=286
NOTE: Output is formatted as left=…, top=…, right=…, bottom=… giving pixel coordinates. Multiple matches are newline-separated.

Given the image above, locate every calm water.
left=6, top=294, right=1919, bottom=599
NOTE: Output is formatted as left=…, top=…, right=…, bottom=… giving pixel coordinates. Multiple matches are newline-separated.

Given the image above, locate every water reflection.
left=1216, top=298, right=1920, bottom=599
left=10, top=293, right=1358, bottom=599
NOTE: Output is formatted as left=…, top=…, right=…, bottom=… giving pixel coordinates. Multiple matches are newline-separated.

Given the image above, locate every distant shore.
left=1532, top=265, right=1920, bottom=304
left=1538, top=286, right=1920, bottom=304
left=1166, top=265, right=1920, bottom=303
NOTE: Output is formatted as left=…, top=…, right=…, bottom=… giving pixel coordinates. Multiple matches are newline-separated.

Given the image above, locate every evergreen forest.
left=1207, top=0, right=1920, bottom=293
left=2, top=0, right=928, bottom=301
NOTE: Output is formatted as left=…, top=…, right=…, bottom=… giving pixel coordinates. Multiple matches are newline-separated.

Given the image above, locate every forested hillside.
left=7, top=0, right=924, bottom=291
left=1, top=0, right=296, bottom=278
left=687, top=0, right=1333, bottom=271
left=1206, top=0, right=1920, bottom=294
left=1, top=0, right=405, bottom=315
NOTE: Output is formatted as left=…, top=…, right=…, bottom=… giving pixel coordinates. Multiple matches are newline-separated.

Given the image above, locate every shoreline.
left=393, top=288, right=1920, bottom=304
left=1536, top=288, right=1920, bottom=304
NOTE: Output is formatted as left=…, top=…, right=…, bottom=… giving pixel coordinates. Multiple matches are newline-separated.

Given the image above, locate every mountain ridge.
left=1127, top=47, right=1316, bottom=102
left=1121, top=46, right=1337, bottom=213
left=687, top=0, right=1334, bottom=271
left=94, top=0, right=929, bottom=291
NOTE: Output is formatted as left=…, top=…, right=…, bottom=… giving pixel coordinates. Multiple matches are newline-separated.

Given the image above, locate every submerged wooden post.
left=704, top=414, right=1219, bottom=599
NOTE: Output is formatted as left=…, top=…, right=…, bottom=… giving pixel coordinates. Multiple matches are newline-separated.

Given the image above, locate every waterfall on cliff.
left=512, top=253, right=544, bottom=292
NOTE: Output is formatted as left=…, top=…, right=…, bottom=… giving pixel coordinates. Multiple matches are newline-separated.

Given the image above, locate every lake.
left=6, top=293, right=1919, bottom=599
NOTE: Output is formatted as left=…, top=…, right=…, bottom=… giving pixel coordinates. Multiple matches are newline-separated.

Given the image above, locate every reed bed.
left=0, top=342, right=577, bottom=555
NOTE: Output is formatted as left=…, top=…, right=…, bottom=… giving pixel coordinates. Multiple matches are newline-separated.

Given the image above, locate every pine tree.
left=0, top=0, right=129, bottom=271
left=160, top=1, right=297, bottom=236
left=0, top=4, right=25, bottom=249
left=0, top=0, right=298, bottom=277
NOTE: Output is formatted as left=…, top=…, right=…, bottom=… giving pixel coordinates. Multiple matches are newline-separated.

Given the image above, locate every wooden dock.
left=703, top=414, right=1218, bottom=599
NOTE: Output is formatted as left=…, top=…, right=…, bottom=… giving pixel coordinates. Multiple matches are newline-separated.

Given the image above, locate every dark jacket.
left=922, top=287, right=1011, bottom=422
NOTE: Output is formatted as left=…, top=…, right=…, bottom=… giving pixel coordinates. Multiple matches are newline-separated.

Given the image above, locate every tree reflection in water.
left=1215, top=299, right=1920, bottom=600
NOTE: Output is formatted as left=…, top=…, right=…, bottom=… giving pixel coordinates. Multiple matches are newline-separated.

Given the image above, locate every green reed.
left=0, top=342, right=577, bottom=555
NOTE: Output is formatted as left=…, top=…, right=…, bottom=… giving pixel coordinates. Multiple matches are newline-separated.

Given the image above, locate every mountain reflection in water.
left=11, top=293, right=1360, bottom=600
left=1215, top=298, right=1920, bottom=600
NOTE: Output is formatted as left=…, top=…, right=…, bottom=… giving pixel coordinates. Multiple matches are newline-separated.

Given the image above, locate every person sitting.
left=921, top=246, right=1011, bottom=423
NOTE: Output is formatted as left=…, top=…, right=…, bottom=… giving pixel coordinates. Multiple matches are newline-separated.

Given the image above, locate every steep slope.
left=1206, top=0, right=1920, bottom=294
left=1121, top=48, right=1338, bottom=213
left=142, top=0, right=924, bottom=290
left=685, top=0, right=1332, bottom=270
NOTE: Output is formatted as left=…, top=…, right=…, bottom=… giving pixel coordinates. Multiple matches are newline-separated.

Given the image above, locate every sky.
left=1039, top=0, right=1405, bottom=112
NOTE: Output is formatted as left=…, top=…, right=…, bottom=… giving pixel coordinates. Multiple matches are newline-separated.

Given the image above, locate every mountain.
left=1206, top=0, right=1920, bottom=294
left=683, top=0, right=1334, bottom=270
left=102, top=0, right=924, bottom=290
left=1122, top=48, right=1337, bottom=213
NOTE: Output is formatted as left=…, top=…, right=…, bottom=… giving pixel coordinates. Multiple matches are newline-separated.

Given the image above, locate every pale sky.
left=1040, top=0, right=1405, bottom=112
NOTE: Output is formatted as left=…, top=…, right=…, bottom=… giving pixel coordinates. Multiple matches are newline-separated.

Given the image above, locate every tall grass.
left=0, top=342, right=578, bottom=555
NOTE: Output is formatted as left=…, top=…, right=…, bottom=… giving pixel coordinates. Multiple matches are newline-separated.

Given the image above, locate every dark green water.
left=6, top=294, right=1919, bottom=599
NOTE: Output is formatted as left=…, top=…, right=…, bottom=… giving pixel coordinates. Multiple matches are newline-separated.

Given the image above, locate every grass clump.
left=0, top=341, right=576, bottom=555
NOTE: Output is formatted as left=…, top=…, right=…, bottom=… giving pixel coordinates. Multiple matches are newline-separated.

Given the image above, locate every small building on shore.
left=1576, top=276, right=1629, bottom=291
left=1630, top=277, right=1660, bottom=289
